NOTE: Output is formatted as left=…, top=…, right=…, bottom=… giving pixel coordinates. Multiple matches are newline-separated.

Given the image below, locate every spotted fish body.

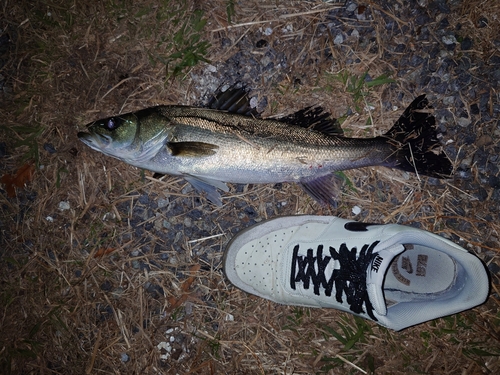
left=78, top=89, right=452, bottom=205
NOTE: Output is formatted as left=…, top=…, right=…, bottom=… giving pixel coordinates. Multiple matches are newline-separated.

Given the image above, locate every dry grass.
left=1, top=0, right=499, bottom=374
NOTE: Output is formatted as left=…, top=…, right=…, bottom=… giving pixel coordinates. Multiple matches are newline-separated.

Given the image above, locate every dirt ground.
left=1, top=0, right=499, bottom=374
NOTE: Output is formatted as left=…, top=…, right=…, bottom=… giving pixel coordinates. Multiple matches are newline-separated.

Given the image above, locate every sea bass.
left=78, top=88, right=452, bottom=205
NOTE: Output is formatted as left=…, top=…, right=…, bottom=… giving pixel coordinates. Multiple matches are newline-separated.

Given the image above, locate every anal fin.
left=299, top=174, right=343, bottom=207
left=184, top=174, right=229, bottom=206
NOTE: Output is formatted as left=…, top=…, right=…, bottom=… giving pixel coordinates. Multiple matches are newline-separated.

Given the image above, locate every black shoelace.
left=290, top=241, right=380, bottom=320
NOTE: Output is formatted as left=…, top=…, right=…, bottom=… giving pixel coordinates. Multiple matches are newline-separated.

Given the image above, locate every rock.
left=442, top=35, right=456, bottom=45
left=457, top=117, right=471, bottom=127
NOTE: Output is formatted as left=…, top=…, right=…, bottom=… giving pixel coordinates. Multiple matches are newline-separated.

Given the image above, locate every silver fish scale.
left=159, top=106, right=352, bottom=147
left=145, top=106, right=391, bottom=184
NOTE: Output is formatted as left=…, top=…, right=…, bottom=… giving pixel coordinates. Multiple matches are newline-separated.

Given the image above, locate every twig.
left=211, top=7, right=340, bottom=32
left=85, top=329, right=101, bottom=374
left=335, top=354, right=367, bottom=374
left=188, top=233, right=225, bottom=244
left=101, top=76, right=141, bottom=101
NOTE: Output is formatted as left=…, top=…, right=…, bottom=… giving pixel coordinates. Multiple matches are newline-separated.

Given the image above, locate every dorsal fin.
left=208, top=87, right=260, bottom=117
left=277, top=106, right=343, bottom=136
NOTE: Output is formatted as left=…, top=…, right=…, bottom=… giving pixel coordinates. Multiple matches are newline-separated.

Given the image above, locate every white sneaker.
left=223, top=215, right=490, bottom=331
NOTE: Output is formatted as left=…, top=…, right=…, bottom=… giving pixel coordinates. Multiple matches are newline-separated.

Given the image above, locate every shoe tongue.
left=366, top=244, right=406, bottom=316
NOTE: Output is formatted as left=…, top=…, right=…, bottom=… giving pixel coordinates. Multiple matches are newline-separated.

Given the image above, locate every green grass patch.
left=0, top=123, right=44, bottom=167
left=326, top=70, right=395, bottom=113
left=283, top=307, right=310, bottom=333
left=143, top=3, right=211, bottom=80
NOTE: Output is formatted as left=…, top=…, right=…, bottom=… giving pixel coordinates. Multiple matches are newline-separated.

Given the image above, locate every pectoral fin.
left=168, top=142, right=219, bottom=157
left=184, top=174, right=229, bottom=206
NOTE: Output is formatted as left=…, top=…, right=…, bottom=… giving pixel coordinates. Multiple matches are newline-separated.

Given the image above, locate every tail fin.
left=384, top=95, right=452, bottom=178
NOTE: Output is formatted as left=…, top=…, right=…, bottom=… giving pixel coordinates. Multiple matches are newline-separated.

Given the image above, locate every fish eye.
left=106, top=118, right=117, bottom=130
left=98, top=117, right=122, bottom=131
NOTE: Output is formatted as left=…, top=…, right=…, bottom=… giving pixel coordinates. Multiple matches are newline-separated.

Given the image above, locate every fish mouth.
left=77, top=131, right=93, bottom=146
left=78, top=131, right=111, bottom=148
left=77, top=131, right=90, bottom=140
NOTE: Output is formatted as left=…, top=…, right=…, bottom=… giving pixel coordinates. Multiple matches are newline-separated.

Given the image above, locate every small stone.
left=460, top=37, right=473, bottom=50
left=457, top=169, right=472, bottom=180
left=346, top=3, right=357, bottom=12
left=138, top=194, right=149, bottom=204
left=443, top=96, right=455, bottom=106
left=410, top=55, right=424, bottom=67
left=460, top=157, right=472, bottom=168
left=145, top=282, right=164, bottom=298
left=43, top=143, right=56, bottom=154
left=185, top=301, right=193, bottom=315
left=442, top=35, right=457, bottom=45
left=462, top=133, right=476, bottom=145
left=415, top=14, right=431, bottom=26
left=333, top=34, right=343, bottom=45
left=489, top=175, right=500, bottom=188
left=100, top=280, right=113, bottom=292
left=260, top=55, right=271, bottom=67
left=249, top=96, right=258, bottom=108
left=158, top=198, right=169, bottom=208
left=394, top=44, right=405, bottom=53
left=58, top=201, right=70, bottom=211
left=457, top=117, right=471, bottom=127
left=488, top=261, right=500, bottom=274
left=102, top=212, right=115, bottom=221
left=263, top=27, right=273, bottom=36
left=206, top=64, right=216, bottom=73
left=157, top=342, right=172, bottom=360
left=477, top=16, right=488, bottom=28
left=434, top=0, right=450, bottom=14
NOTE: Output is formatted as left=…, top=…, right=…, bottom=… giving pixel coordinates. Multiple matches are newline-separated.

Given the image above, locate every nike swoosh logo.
left=344, top=222, right=382, bottom=232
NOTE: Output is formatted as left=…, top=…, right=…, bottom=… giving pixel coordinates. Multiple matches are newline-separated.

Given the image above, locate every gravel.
left=194, top=1, right=500, bottom=213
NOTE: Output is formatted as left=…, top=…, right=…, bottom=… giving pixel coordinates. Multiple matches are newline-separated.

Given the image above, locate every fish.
left=78, top=88, right=452, bottom=206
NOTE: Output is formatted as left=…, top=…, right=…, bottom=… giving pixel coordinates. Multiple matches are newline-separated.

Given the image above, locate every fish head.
left=78, top=114, right=138, bottom=155
left=78, top=108, right=170, bottom=163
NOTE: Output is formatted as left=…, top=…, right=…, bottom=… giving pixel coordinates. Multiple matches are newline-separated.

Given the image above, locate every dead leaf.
left=94, top=248, right=116, bottom=258
left=0, top=163, right=35, bottom=198
left=167, top=264, right=201, bottom=310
